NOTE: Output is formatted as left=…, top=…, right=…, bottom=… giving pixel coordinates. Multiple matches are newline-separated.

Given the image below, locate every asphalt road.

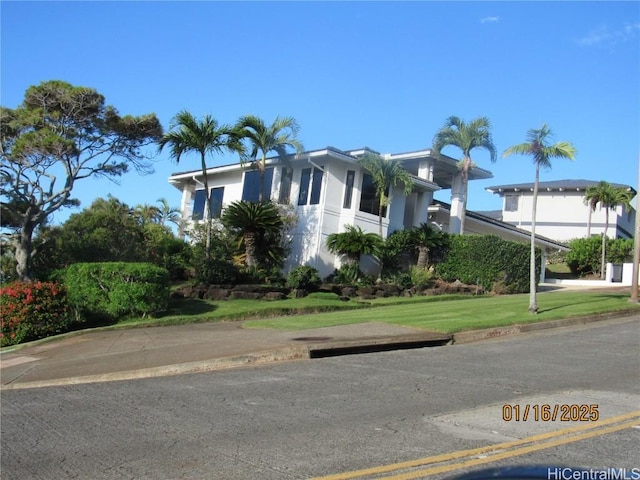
left=1, top=317, right=639, bottom=480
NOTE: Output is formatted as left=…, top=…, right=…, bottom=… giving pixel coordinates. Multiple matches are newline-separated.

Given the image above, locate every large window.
left=242, top=168, right=274, bottom=202
left=505, top=194, right=519, bottom=212
left=192, top=187, right=225, bottom=219
left=278, top=167, right=293, bottom=204
left=192, top=190, right=206, bottom=220
left=343, top=170, right=355, bottom=208
left=298, top=167, right=323, bottom=206
left=359, top=173, right=386, bottom=217
left=209, top=187, right=224, bottom=218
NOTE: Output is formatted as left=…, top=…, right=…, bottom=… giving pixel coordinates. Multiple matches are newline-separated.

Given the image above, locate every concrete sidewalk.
left=2, top=309, right=638, bottom=390
left=0, top=321, right=451, bottom=390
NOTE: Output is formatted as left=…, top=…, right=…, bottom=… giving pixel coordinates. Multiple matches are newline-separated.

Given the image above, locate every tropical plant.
left=583, top=181, right=633, bottom=279
left=235, top=115, right=303, bottom=202
left=1, top=80, right=163, bottom=281
left=357, top=153, right=414, bottom=237
left=503, top=124, right=576, bottom=312
left=432, top=116, right=497, bottom=234
left=326, top=224, right=382, bottom=268
left=159, top=111, right=243, bottom=257
left=221, top=201, right=284, bottom=268
left=156, top=197, right=182, bottom=227
left=408, top=223, right=448, bottom=269
left=133, top=203, right=161, bottom=226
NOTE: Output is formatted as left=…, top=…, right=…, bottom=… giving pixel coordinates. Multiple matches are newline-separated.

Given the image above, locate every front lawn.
left=242, top=291, right=640, bottom=333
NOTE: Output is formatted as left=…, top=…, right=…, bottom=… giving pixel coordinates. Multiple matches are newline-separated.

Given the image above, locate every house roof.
left=168, top=146, right=494, bottom=191
left=428, top=200, right=569, bottom=251
left=486, top=179, right=636, bottom=195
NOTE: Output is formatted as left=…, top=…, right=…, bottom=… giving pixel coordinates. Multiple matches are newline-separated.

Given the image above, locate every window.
left=310, top=167, right=323, bottom=205
left=209, top=187, right=224, bottom=218
left=242, top=168, right=274, bottom=202
left=192, top=190, right=206, bottom=220
left=359, top=173, right=386, bottom=217
left=298, top=167, right=323, bottom=206
left=505, top=195, right=518, bottom=212
left=278, top=167, right=293, bottom=204
left=343, top=170, right=355, bottom=208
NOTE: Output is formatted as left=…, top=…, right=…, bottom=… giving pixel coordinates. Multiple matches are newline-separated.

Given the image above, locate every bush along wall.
left=63, top=262, right=170, bottom=323
left=1, top=281, right=73, bottom=347
left=435, top=235, right=541, bottom=294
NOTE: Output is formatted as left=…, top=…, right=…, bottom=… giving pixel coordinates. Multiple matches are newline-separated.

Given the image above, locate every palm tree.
left=326, top=224, right=382, bottom=267
left=584, top=181, right=633, bottom=279
left=221, top=201, right=284, bottom=267
left=156, top=197, right=181, bottom=228
left=235, top=115, right=303, bottom=202
left=133, top=203, right=161, bottom=226
left=159, top=111, right=243, bottom=257
left=432, top=116, right=497, bottom=234
left=409, top=223, right=447, bottom=269
left=503, top=124, right=576, bottom=313
left=358, top=153, right=414, bottom=238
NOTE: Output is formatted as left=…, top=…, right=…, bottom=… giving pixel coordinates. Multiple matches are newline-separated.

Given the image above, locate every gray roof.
left=486, top=179, right=636, bottom=195
left=475, top=210, right=503, bottom=220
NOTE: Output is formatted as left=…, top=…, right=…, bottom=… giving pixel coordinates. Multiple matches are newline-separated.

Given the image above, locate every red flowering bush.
left=1, top=281, right=72, bottom=347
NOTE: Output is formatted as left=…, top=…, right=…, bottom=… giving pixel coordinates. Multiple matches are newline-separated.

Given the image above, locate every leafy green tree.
left=409, top=223, right=448, bottom=269
left=432, top=116, right=497, bottom=234
left=159, top=111, right=243, bottom=257
left=357, top=153, right=414, bottom=238
left=503, top=124, right=576, bottom=312
left=584, top=181, right=633, bottom=279
left=326, top=224, right=382, bottom=269
left=235, top=115, right=303, bottom=202
left=133, top=203, right=161, bottom=226
left=0, top=80, right=163, bottom=281
left=221, top=201, right=284, bottom=268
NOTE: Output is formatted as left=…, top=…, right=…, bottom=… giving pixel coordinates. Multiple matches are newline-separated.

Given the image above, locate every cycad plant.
left=221, top=201, right=284, bottom=268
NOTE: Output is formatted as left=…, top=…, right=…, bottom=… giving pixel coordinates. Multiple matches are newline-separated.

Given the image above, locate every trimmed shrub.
left=63, top=263, right=170, bottom=321
left=566, top=237, right=634, bottom=276
left=1, top=281, right=72, bottom=347
left=435, top=235, right=540, bottom=294
left=195, top=258, right=240, bottom=285
left=287, top=265, right=321, bottom=290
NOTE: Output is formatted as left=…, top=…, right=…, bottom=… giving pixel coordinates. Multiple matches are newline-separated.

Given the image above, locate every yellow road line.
left=311, top=410, right=640, bottom=480
left=379, top=419, right=639, bottom=480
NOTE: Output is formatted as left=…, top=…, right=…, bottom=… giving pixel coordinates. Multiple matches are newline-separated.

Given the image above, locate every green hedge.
left=435, top=235, right=540, bottom=294
left=63, top=262, right=170, bottom=321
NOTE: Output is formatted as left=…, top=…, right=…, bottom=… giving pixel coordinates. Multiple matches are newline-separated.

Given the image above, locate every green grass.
left=243, top=291, right=640, bottom=333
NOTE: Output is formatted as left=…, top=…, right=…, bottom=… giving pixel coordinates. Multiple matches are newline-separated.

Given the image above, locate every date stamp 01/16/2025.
left=502, top=404, right=600, bottom=422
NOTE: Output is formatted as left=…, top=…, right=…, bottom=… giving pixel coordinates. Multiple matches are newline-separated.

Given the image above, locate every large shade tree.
left=159, top=111, right=243, bottom=257
left=584, top=181, right=633, bottom=279
left=432, top=116, right=497, bottom=234
left=0, top=80, right=163, bottom=281
left=357, top=153, right=414, bottom=238
left=503, top=124, right=576, bottom=313
left=235, top=115, right=303, bottom=202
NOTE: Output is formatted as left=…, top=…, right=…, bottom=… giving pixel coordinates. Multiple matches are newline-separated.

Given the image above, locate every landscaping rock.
left=264, top=292, right=287, bottom=301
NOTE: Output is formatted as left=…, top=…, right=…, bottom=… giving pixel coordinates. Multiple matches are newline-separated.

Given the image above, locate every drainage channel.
left=300, top=337, right=452, bottom=359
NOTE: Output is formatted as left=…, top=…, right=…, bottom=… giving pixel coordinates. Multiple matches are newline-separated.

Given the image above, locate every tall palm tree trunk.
left=459, top=158, right=471, bottom=235
left=200, top=153, right=212, bottom=259
left=529, top=163, right=540, bottom=313
left=601, top=210, right=609, bottom=280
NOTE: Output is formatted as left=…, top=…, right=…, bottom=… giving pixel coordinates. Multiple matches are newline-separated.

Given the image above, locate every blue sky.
left=2, top=1, right=639, bottom=224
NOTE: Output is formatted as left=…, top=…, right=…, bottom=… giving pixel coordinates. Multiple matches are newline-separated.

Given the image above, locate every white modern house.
left=169, top=145, right=577, bottom=280
left=169, top=146, right=496, bottom=278
left=486, top=179, right=637, bottom=241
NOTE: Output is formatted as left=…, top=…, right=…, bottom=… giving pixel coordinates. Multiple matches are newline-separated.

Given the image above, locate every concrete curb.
left=452, top=311, right=639, bottom=344
left=0, top=346, right=310, bottom=391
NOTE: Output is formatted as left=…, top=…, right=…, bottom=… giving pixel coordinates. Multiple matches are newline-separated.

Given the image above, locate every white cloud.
left=480, top=16, right=500, bottom=24
left=576, top=22, right=640, bottom=47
